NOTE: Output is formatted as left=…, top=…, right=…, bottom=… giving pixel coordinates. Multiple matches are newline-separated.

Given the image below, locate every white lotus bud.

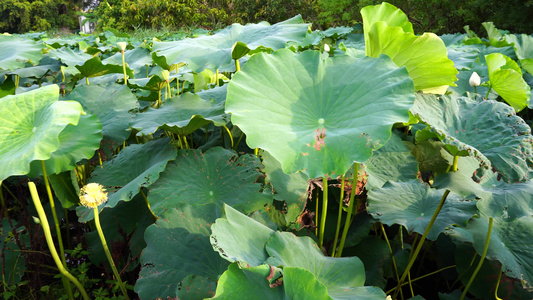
left=324, top=44, right=330, bottom=52
left=469, top=72, right=481, bottom=87
left=117, top=42, right=127, bottom=51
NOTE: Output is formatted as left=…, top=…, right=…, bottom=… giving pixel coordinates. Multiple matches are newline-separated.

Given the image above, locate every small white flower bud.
left=324, top=44, right=330, bottom=52
left=469, top=72, right=481, bottom=87
left=117, top=42, right=127, bottom=51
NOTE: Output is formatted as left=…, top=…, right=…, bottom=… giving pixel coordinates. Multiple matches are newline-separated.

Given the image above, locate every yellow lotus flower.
left=79, top=183, right=107, bottom=208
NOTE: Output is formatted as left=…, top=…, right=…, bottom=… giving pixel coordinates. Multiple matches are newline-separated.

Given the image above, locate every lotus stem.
left=94, top=206, right=130, bottom=300
left=235, top=59, right=241, bottom=72
left=40, top=161, right=73, bottom=299
left=86, top=77, right=89, bottom=85
left=140, top=189, right=158, bottom=221
left=460, top=217, right=494, bottom=300
left=28, top=182, right=88, bottom=300
left=318, top=176, right=328, bottom=249
left=381, top=223, right=403, bottom=300
left=394, top=190, right=450, bottom=298
left=494, top=266, right=503, bottom=300
left=386, top=265, right=456, bottom=294
left=223, top=125, right=234, bottom=149
left=336, top=163, right=359, bottom=257
left=331, top=175, right=345, bottom=257
left=485, top=84, right=491, bottom=99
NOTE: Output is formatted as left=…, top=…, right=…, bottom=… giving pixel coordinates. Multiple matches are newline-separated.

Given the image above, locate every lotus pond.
left=1, top=2, right=533, bottom=300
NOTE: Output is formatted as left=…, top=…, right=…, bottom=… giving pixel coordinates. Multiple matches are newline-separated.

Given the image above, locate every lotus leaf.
left=135, top=204, right=228, bottom=300
left=152, top=16, right=308, bottom=73
left=130, top=91, right=229, bottom=136
left=454, top=243, right=533, bottom=299
left=410, top=93, right=533, bottom=183
left=364, top=131, right=418, bottom=190
left=69, top=83, right=139, bottom=145
left=226, top=49, right=414, bottom=178
left=0, top=35, right=43, bottom=70
left=447, top=214, right=533, bottom=291
left=27, top=113, right=102, bottom=177
left=210, top=204, right=274, bottom=267
left=485, top=53, right=531, bottom=111
left=363, top=21, right=457, bottom=94
left=148, top=147, right=270, bottom=217
left=264, top=231, right=366, bottom=297
left=367, top=180, right=477, bottom=240
left=76, top=138, right=177, bottom=222
left=102, top=47, right=153, bottom=74
left=0, top=85, right=83, bottom=181
left=47, top=47, right=92, bottom=67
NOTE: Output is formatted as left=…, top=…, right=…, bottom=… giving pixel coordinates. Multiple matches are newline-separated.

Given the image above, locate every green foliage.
left=0, top=0, right=78, bottom=33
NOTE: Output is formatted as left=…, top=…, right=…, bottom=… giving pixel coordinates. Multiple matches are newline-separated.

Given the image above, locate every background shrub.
left=2, top=0, right=533, bottom=35
left=0, top=0, right=78, bottom=33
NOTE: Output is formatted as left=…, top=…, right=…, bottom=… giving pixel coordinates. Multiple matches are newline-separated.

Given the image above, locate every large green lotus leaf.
left=365, top=21, right=457, bottom=94
left=505, top=34, right=533, bottom=75
left=102, top=47, right=153, bottom=74
left=176, top=274, right=217, bottom=300
left=27, top=114, right=102, bottom=177
left=148, top=148, right=271, bottom=217
left=454, top=243, right=533, bottom=299
left=226, top=49, right=414, bottom=178
left=49, top=171, right=79, bottom=209
left=446, top=45, right=479, bottom=70
left=86, top=194, right=154, bottom=266
left=130, top=92, right=229, bottom=137
left=152, top=16, right=308, bottom=73
left=76, top=138, right=177, bottom=222
left=361, top=2, right=413, bottom=43
left=367, top=180, right=477, bottom=240
left=12, top=63, right=61, bottom=80
left=211, top=263, right=335, bottom=300
left=485, top=53, right=531, bottom=112
left=135, top=203, right=229, bottom=300
left=69, top=83, right=139, bottom=145
left=48, top=47, right=93, bottom=67
left=261, top=150, right=309, bottom=224
left=365, top=131, right=418, bottom=190
left=76, top=56, right=134, bottom=79
left=435, top=166, right=533, bottom=221
left=410, top=93, right=533, bottom=183
left=447, top=214, right=533, bottom=291
left=0, top=85, right=83, bottom=181
left=0, top=35, right=43, bottom=70
left=264, top=231, right=366, bottom=298
left=210, top=204, right=274, bottom=267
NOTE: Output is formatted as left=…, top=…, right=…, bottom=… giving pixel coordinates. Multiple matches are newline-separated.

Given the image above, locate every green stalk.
left=235, top=59, right=241, bottom=72
left=336, top=163, right=359, bottom=257
left=381, top=223, right=403, bottom=300
left=140, top=189, right=158, bottom=221
left=40, top=161, right=73, bottom=299
left=86, top=77, right=89, bottom=85
left=28, top=182, right=89, bottom=300
left=222, top=125, right=234, bottom=149
left=386, top=265, right=456, bottom=294
left=394, top=190, right=451, bottom=298
left=494, top=266, right=503, bottom=300
left=121, top=50, right=128, bottom=85
left=318, top=176, right=328, bottom=249
left=460, top=217, right=494, bottom=300
left=485, top=84, right=492, bottom=99
left=93, top=206, right=130, bottom=300
left=330, top=175, right=345, bottom=257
